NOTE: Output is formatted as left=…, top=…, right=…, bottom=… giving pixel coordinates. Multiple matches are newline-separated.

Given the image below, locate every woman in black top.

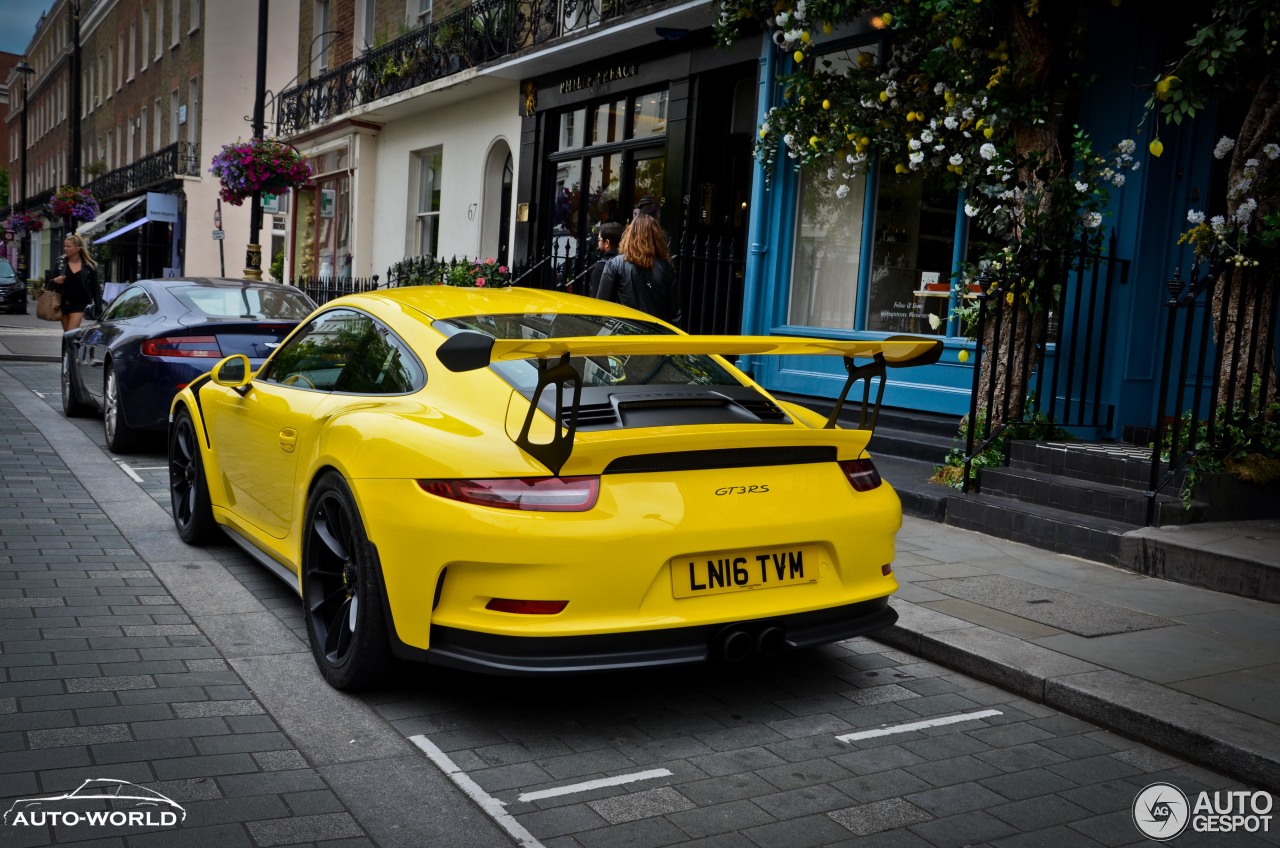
left=51, top=234, right=101, bottom=332
left=595, top=214, right=682, bottom=325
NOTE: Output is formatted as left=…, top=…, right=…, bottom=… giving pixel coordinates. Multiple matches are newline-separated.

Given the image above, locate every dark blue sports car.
left=61, top=277, right=317, bottom=452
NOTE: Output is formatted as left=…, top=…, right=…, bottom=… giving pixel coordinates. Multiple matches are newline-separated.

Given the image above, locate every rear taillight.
left=417, top=476, right=600, bottom=512
left=838, top=458, right=882, bottom=492
left=485, top=599, right=569, bottom=614
left=141, top=336, right=223, bottom=358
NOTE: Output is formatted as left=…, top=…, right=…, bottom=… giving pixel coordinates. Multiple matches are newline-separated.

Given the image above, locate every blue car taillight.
left=140, top=336, right=223, bottom=358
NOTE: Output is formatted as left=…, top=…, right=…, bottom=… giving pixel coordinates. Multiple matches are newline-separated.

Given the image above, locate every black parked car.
left=0, top=258, right=25, bottom=314
left=61, top=277, right=317, bottom=452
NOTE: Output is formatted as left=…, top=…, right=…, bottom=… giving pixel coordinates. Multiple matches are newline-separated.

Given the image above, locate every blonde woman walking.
left=50, top=234, right=101, bottom=332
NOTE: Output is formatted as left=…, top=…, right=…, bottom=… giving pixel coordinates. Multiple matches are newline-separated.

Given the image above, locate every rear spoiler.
left=437, top=332, right=942, bottom=475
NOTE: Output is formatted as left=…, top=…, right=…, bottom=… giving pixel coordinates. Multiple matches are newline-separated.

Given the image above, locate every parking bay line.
left=516, top=768, right=673, bottom=803
left=410, top=734, right=546, bottom=848
left=835, top=709, right=1003, bottom=743
left=114, top=461, right=145, bottom=483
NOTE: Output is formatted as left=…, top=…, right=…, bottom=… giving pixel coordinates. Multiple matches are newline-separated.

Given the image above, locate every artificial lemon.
left=822, top=99, right=831, bottom=110
left=1149, top=138, right=1164, bottom=157
left=951, top=36, right=963, bottom=50
left=822, top=22, right=833, bottom=34
left=800, top=30, right=811, bottom=43
left=794, top=50, right=805, bottom=63
left=958, top=349, right=970, bottom=363
left=983, top=127, right=994, bottom=139
left=880, top=90, right=890, bottom=102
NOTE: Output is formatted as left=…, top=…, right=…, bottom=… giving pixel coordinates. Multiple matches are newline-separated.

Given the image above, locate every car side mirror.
left=210, top=354, right=252, bottom=388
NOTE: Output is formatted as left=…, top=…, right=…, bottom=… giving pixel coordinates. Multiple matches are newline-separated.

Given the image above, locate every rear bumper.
left=0, top=286, right=25, bottom=310
left=416, top=597, right=897, bottom=675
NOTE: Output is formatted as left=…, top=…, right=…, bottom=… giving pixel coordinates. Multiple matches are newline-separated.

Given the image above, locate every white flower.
left=920, top=130, right=934, bottom=143
left=980, top=143, right=997, bottom=161
left=1117, top=139, right=1136, bottom=154
left=1083, top=211, right=1103, bottom=229
left=934, top=144, right=947, bottom=152
left=836, top=183, right=849, bottom=199
left=1210, top=215, right=1227, bottom=235
left=775, top=12, right=790, bottom=26
left=1214, top=136, right=1235, bottom=160
left=943, top=116, right=959, bottom=130
left=1187, top=210, right=1205, bottom=225
left=794, top=0, right=806, bottom=19
left=1245, top=158, right=1260, bottom=169
left=785, top=28, right=804, bottom=43
left=928, top=313, right=943, bottom=330
left=949, top=153, right=963, bottom=166
left=1111, top=174, right=1126, bottom=187
left=1235, top=197, right=1258, bottom=226
left=909, top=150, right=925, bottom=165
left=961, top=108, right=974, bottom=120
left=783, top=133, right=795, bottom=147
left=908, top=138, right=922, bottom=151
left=1100, top=168, right=1114, bottom=180
left=827, top=168, right=837, bottom=180
left=964, top=202, right=980, bottom=217
left=934, top=82, right=946, bottom=95
left=1075, top=181, right=1089, bottom=193
left=1265, top=143, right=1280, bottom=161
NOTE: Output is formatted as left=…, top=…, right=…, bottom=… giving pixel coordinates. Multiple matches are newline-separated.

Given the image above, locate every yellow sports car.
left=167, top=286, right=940, bottom=689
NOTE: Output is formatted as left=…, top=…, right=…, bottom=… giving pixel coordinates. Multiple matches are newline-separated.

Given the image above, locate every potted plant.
left=209, top=138, right=313, bottom=207
left=51, top=185, right=100, bottom=222
left=4, top=213, right=45, bottom=237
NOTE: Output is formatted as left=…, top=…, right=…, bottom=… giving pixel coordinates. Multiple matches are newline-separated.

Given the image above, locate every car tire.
left=61, top=349, right=90, bottom=417
left=302, top=471, right=395, bottom=690
left=168, top=407, right=218, bottom=545
left=103, top=363, right=138, bottom=453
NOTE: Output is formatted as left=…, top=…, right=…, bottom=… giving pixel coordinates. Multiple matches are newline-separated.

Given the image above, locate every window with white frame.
left=314, top=0, right=331, bottom=75
left=140, top=107, right=148, bottom=155
left=189, top=0, right=200, bottom=32
left=188, top=77, right=199, bottom=145
left=413, top=148, right=443, bottom=257
left=155, top=2, right=164, bottom=60
left=117, top=35, right=124, bottom=88
left=154, top=97, right=162, bottom=148
left=128, top=23, right=136, bottom=80
left=170, top=90, right=179, bottom=144
left=141, top=7, right=149, bottom=70
left=171, top=0, right=180, bottom=45
left=106, top=47, right=114, bottom=97
left=360, top=0, right=376, bottom=49
left=416, top=0, right=431, bottom=24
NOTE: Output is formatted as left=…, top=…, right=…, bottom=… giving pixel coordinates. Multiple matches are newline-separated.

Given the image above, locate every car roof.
left=133, top=277, right=294, bottom=290
left=335, top=286, right=648, bottom=323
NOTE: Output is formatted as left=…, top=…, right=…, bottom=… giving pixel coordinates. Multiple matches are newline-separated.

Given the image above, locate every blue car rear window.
left=169, top=285, right=314, bottom=319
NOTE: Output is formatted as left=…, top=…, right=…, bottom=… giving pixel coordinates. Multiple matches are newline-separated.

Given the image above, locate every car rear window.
left=0, top=260, right=14, bottom=280
left=169, top=285, right=315, bottom=319
left=435, top=313, right=741, bottom=389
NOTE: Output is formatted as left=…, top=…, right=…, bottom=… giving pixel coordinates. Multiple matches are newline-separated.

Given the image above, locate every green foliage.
left=932, top=404, right=1073, bottom=491
left=269, top=250, right=285, bottom=283
left=1156, top=381, right=1280, bottom=506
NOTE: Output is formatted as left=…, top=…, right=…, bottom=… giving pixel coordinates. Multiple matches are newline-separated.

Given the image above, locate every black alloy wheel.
left=168, top=408, right=218, bottom=545
left=61, top=349, right=89, bottom=417
left=302, top=472, right=394, bottom=690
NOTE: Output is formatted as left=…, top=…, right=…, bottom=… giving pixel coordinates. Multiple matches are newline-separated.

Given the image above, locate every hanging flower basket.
left=51, top=185, right=100, bottom=222
left=210, top=138, right=313, bottom=206
left=4, top=213, right=45, bottom=236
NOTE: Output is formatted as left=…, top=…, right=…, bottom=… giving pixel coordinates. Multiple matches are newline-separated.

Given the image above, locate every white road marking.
left=32, top=390, right=45, bottom=398
left=410, top=734, right=546, bottom=848
left=836, top=709, right=1003, bottom=743
left=128, top=466, right=168, bottom=472
left=115, top=462, right=145, bottom=483
left=517, top=768, right=673, bottom=803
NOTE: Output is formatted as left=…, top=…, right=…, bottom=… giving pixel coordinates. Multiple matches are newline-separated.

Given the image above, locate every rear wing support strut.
left=516, top=353, right=582, bottom=477
left=825, top=354, right=887, bottom=431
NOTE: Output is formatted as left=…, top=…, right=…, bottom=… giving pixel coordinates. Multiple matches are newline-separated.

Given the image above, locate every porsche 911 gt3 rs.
left=168, top=286, right=940, bottom=688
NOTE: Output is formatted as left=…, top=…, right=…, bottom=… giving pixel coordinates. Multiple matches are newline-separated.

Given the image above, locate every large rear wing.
left=436, top=332, right=942, bottom=475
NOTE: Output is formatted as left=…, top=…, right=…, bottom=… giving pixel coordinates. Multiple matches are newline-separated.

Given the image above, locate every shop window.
left=414, top=148, right=443, bottom=257
left=630, top=90, right=668, bottom=138
left=788, top=169, right=868, bottom=330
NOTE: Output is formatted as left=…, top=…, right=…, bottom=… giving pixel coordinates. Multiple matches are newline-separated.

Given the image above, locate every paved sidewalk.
left=0, top=309, right=62, bottom=362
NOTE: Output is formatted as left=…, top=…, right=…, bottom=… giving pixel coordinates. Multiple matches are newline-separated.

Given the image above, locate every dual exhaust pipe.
left=713, top=623, right=787, bottom=662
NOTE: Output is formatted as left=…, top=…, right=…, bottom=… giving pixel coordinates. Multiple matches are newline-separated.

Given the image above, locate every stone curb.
left=0, top=353, right=59, bottom=362
left=876, top=605, right=1280, bottom=793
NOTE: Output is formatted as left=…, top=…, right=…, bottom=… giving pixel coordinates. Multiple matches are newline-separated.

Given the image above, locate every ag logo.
left=1133, top=782, right=1190, bottom=841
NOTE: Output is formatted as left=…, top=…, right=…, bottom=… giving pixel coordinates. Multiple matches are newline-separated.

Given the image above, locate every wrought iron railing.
left=960, top=233, right=1130, bottom=492
left=1147, top=258, right=1278, bottom=522
left=293, top=275, right=382, bottom=305
left=278, top=0, right=673, bottom=136
left=86, top=142, right=201, bottom=204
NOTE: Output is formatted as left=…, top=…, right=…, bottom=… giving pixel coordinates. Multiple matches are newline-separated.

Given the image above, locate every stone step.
left=976, top=465, right=1200, bottom=527
left=944, top=492, right=1141, bottom=564
left=1008, top=440, right=1184, bottom=491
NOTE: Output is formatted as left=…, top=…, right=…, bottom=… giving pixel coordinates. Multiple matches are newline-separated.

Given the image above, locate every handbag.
left=36, top=288, right=62, bottom=322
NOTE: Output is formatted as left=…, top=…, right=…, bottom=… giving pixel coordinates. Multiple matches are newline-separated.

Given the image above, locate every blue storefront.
left=734, top=5, right=1218, bottom=442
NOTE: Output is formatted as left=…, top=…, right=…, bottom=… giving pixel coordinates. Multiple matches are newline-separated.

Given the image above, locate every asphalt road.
left=1, top=360, right=1270, bottom=848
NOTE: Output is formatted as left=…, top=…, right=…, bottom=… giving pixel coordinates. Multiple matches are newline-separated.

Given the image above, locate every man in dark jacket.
left=588, top=222, right=624, bottom=299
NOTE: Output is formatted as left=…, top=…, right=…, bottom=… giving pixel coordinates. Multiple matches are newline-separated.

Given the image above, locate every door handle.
left=279, top=428, right=297, bottom=453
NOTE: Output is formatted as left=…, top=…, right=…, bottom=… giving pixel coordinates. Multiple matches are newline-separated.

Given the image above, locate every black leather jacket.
left=595, top=255, right=682, bottom=325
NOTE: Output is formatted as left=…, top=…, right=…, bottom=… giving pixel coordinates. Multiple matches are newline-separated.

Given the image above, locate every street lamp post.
left=14, top=61, right=35, bottom=286
left=243, top=0, right=269, bottom=280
